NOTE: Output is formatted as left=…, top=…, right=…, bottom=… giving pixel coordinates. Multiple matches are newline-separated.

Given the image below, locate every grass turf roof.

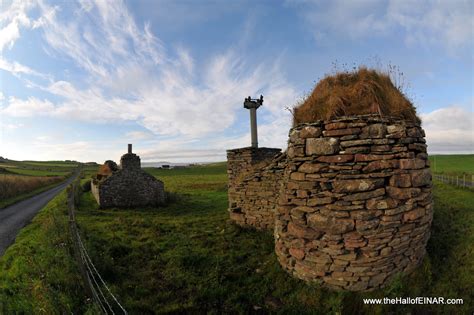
left=293, top=67, right=421, bottom=125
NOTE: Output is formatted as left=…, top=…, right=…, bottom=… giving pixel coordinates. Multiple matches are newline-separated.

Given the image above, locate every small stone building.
left=92, top=144, right=165, bottom=208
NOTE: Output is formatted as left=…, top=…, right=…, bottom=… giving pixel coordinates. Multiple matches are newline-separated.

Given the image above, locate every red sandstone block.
left=355, top=218, right=380, bottom=231
left=389, top=174, right=412, bottom=187
left=299, top=126, right=322, bottom=138
left=298, top=162, right=328, bottom=173
left=386, top=186, right=421, bottom=200
left=366, top=198, right=398, bottom=210
left=294, top=261, right=326, bottom=278
left=360, top=123, right=386, bottom=139
left=363, top=160, right=399, bottom=172
left=371, top=145, right=391, bottom=152
left=407, top=127, right=424, bottom=138
left=403, top=207, right=425, bottom=221
left=317, top=155, right=354, bottom=163
left=410, top=168, right=431, bottom=187
left=289, top=248, right=305, bottom=260
left=354, top=154, right=395, bottom=162
left=344, top=238, right=368, bottom=249
left=350, top=210, right=382, bottom=220
left=399, top=158, right=425, bottom=169
left=307, top=197, right=333, bottom=206
left=290, top=172, right=306, bottom=181
left=323, top=128, right=361, bottom=137
left=306, top=138, right=340, bottom=155
left=325, top=122, right=347, bottom=130
left=287, top=222, right=322, bottom=239
left=333, top=179, right=385, bottom=193
left=342, top=188, right=385, bottom=201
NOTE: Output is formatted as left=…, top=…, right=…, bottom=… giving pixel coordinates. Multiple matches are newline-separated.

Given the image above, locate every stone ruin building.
left=227, top=69, right=433, bottom=291
left=92, top=144, right=165, bottom=208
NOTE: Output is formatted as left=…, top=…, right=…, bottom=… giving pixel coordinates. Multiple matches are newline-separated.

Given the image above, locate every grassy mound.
left=293, top=67, right=420, bottom=125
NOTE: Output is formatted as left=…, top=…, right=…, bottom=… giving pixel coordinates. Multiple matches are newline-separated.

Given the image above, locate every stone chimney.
left=120, top=144, right=141, bottom=171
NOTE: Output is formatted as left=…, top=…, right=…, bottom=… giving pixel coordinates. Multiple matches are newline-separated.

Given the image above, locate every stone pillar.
left=244, top=96, right=263, bottom=148
left=249, top=107, right=258, bottom=148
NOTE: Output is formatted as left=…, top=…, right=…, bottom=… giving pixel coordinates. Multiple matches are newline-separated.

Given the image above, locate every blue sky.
left=0, top=0, right=473, bottom=163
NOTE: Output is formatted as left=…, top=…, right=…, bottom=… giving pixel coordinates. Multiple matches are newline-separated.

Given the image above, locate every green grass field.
left=1, top=157, right=472, bottom=314
left=0, top=159, right=78, bottom=177
left=429, top=154, right=474, bottom=175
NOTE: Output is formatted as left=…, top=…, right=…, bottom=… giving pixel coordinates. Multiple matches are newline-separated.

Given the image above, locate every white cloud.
left=2, top=97, right=55, bottom=117
left=290, top=0, right=473, bottom=52
left=387, top=0, right=473, bottom=52
left=421, top=106, right=474, bottom=154
left=0, top=57, right=46, bottom=77
left=0, top=1, right=34, bottom=51
left=2, top=123, right=24, bottom=130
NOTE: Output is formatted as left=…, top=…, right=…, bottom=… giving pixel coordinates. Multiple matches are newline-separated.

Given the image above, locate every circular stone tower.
left=274, top=69, right=433, bottom=291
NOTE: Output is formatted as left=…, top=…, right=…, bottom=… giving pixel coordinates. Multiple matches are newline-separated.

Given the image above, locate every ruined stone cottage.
left=92, top=144, right=165, bottom=208
left=227, top=68, right=433, bottom=292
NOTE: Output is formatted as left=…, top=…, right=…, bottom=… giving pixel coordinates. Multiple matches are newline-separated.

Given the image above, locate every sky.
left=0, top=0, right=473, bottom=163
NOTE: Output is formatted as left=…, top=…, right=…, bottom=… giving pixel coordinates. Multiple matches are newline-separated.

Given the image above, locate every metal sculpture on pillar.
left=243, top=95, right=263, bottom=148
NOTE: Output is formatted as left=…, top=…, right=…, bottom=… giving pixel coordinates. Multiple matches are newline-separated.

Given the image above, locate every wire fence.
left=433, top=173, right=474, bottom=189
left=68, top=180, right=127, bottom=314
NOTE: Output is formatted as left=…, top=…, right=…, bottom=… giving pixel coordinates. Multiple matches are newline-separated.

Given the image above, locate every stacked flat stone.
left=275, top=114, right=433, bottom=291
left=227, top=147, right=283, bottom=230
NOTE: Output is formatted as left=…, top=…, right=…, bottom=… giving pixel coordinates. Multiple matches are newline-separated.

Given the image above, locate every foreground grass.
left=1, top=161, right=472, bottom=313
left=0, top=190, right=90, bottom=313
left=72, top=164, right=473, bottom=314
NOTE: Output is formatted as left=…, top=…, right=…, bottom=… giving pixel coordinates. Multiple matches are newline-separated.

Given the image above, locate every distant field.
left=6, top=168, right=72, bottom=176
left=0, top=160, right=77, bottom=177
left=22, top=161, right=79, bottom=167
left=429, top=154, right=474, bottom=175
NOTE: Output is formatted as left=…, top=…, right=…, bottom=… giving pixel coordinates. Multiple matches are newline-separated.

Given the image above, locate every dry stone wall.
left=227, top=147, right=283, bottom=230
left=275, top=115, right=433, bottom=291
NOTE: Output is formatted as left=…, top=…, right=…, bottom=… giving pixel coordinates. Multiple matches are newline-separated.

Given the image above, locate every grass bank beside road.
left=0, top=189, right=91, bottom=313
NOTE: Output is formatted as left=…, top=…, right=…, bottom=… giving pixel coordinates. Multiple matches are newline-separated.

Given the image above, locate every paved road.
left=0, top=172, right=79, bottom=256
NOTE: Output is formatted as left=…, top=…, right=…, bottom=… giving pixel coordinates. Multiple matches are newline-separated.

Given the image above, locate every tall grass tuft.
left=0, top=175, right=63, bottom=200
left=293, top=67, right=420, bottom=125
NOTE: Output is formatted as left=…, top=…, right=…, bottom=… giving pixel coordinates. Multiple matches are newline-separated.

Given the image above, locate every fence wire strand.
left=68, top=181, right=127, bottom=314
